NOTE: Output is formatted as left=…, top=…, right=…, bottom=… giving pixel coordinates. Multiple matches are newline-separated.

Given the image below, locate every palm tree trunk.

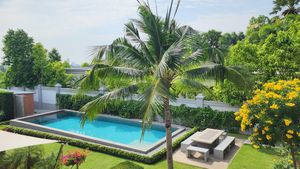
left=164, top=97, right=173, bottom=169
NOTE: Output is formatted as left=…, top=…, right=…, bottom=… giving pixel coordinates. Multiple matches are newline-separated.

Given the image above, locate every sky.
left=0, top=0, right=273, bottom=65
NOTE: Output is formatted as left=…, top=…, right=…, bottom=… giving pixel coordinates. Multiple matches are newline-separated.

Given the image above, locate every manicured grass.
left=39, top=143, right=202, bottom=169
left=228, top=144, right=280, bottom=169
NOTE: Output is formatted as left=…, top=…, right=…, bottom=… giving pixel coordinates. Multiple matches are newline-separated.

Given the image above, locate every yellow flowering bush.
left=235, top=79, right=300, bottom=166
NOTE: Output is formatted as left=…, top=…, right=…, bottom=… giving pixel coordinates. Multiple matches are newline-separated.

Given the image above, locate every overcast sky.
left=0, top=0, right=273, bottom=65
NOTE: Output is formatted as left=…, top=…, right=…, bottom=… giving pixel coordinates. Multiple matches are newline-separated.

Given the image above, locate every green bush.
left=171, top=105, right=240, bottom=132
left=0, top=90, right=14, bottom=121
left=57, top=94, right=240, bottom=132
left=2, top=125, right=198, bottom=164
left=57, top=94, right=144, bottom=119
left=110, top=161, right=144, bottom=169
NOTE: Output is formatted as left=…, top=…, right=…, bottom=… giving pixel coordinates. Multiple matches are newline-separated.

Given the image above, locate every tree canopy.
left=48, top=48, right=61, bottom=62
left=228, top=15, right=300, bottom=82
left=2, top=29, right=37, bottom=88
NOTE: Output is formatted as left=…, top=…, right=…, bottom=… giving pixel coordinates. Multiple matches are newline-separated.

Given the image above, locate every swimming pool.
left=10, top=110, right=184, bottom=154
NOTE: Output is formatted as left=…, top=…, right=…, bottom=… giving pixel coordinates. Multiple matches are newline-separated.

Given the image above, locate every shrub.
left=2, top=125, right=198, bottom=164
left=0, top=90, right=14, bottom=121
left=57, top=94, right=239, bottom=132
left=110, top=161, right=144, bottom=169
left=171, top=105, right=240, bottom=132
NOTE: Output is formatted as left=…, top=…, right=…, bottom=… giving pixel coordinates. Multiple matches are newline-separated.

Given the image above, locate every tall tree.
left=271, top=0, right=300, bottom=15
left=48, top=48, right=61, bottom=62
left=228, top=15, right=300, bottom=82
left=2, top=29, right=36, bottom=88
left=78, top=1, right=209, bottom=169
left=32, top=43, right=48, bottom=85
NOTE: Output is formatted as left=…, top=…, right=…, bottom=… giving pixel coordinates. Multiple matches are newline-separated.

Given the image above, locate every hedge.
left=0, top=90, right=14, bottom=121
left=2, top=125, right=198, bottom=164
left=57, top=94, right=240, bottom=132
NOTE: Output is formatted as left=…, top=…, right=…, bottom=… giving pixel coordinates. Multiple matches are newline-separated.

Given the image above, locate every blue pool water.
left=32, top=113, right=168, bottom=147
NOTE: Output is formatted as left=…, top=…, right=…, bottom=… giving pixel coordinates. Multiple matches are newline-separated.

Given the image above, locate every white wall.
left=9, top=85, right=240, bottom=112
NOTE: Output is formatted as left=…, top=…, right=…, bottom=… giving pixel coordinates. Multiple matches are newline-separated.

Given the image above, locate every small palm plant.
left=79, top=1, right=214, bottom=169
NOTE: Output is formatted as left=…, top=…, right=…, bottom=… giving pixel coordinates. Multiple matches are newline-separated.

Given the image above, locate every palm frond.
left=139, top=78, right=174, bottom=140
left=172, top=77, right=214, bottom=96
left=80, top=84, right=139, bottom=126
left=157, top=40, right=184, bottom=77
left=224, top=66, right=249, bottom=89
left=113, top=38, right=154, bottom=68
left=184, top=63, right=220, bottom=79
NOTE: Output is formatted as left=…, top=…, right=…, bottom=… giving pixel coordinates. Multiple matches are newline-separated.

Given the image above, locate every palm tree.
left=187, top=30, right=248, bottom=88
left=271, top=0, right=300, bottom=15
left=78, top=1, right=210, bottom=169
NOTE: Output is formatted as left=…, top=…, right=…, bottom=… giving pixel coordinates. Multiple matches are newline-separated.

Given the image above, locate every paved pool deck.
left=173, top=138, right=243, bottom=169
left=0, top=130, right=57, bottom=152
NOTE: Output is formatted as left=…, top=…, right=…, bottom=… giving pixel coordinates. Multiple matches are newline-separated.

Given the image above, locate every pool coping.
left=10, top=109, right=186, bottom=154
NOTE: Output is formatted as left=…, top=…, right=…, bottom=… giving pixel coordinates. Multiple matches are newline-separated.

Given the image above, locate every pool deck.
left=0, top=130, right=57, bottom=152
left=173, top=138, right=243, bottom=169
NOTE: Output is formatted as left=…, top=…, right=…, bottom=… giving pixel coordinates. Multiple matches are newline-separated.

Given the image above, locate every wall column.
left=37, top=84, right=43, bottom=109
left=196, top=93, right=205, bottom=108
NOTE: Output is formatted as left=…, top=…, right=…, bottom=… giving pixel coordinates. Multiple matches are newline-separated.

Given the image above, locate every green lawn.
left=1, top=126, right=281, bottom=169
left=39, top=143, right=201, bottom=169
left=228, top=144, right=280, bottom=169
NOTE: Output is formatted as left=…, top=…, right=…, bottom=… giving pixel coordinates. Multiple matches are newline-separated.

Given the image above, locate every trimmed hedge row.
left=2, top=125, right=198, bottom=164
left=171, top=105, right=240, bottom=132
left=57, top=94, right=240, bottom=132
left=57, top=94, right=144, bottom=119
left=0, top=90, right=14, bottom=121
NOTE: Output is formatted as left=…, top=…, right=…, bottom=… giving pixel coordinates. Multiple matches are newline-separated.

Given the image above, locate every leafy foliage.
left=2, top=29, right=73, bottom=88
left=0, top=90, right=14, bottom=121
left=32, top=43, right=48, bottom=84
left=0, top=146, right=58, bottom=169
left=2, top=29, right=36, bottom=88
left=48, top=48, right=62, bottom=62
left=228, top=15, right=300, bottom=82
left=235, top=79, right=300, bottom=168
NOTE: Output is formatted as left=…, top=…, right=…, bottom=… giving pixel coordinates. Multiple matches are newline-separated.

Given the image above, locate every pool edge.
left=10, top=109, right=186, bottom=155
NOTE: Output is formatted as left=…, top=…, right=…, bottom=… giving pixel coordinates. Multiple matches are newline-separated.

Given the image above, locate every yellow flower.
left=287, top=91, right=298, bottom=100
left=262, top=130, right=266, bottom=135
left=285, top=103, right=295, bottom=107
left=297, top=132, right=300, bottom=137
left=264, top=126, right=269, bottom=131
left=270, top=104, right=279, bottom=109
left=286, top=134, right=293, bottom=139
left=273, top=84, right=283, bottom=90
left=266, top=135, right=272, bottom=140
left=266, top=120, right=273, bottom=125
left=254, top=128, right=258, bottom=132
left=288, top=160, right=293, bottom=164
left=258, top=138, right=262, bottom=141
left=284, top=119, right=292, bottom=126
left=253, top=145, right=260, bottom=149
left=287, top=130, right=294, bottom=134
